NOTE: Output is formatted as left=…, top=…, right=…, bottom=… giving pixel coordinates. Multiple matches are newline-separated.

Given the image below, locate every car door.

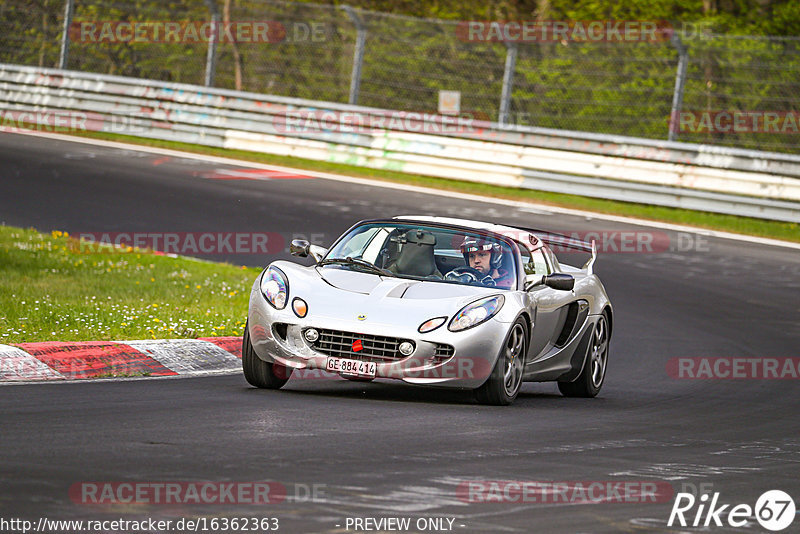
left=522, top=245, right=575, bottom=361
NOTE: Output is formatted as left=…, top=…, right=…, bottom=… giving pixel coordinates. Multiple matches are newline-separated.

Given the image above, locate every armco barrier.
left=1, top=63, right=799, bottom=223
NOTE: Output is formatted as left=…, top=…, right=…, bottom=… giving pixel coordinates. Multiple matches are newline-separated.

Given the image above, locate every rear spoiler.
left=517, top=227, right=598, bottom=275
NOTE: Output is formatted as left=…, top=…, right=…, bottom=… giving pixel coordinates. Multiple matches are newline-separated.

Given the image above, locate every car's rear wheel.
left=242, top=321, right=292, bottom=389
left=558, top=311, right=610, bottom=398
left=475, top=318, right=527, bottom=406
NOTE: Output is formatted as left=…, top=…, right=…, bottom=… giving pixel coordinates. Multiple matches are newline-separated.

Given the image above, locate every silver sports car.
left=243, top=216, right=613, bottom=405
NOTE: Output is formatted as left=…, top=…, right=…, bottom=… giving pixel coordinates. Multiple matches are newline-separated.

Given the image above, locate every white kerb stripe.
left=0, top=344, right=65, bottom=380
left=126, top=339, right=240, bottom=375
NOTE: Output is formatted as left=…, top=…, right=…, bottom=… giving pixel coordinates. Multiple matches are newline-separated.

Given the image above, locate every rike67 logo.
left=668, top=490, right=795, bottom=531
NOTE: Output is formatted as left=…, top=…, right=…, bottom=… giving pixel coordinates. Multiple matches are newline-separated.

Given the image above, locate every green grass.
left=0, top=226, right=259, bottom=343
left=93, top=371, right=152, bottom=378
left=66, top=130, right=800, bottom=243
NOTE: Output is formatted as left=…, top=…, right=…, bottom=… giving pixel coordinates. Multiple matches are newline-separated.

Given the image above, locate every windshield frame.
left=319, top=218, right=524, bottom=290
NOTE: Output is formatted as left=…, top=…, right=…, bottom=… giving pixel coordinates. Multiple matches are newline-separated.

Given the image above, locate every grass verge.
left=0, top=225, right=258, bottom=343
left=58, top=129, right=800, bottom=243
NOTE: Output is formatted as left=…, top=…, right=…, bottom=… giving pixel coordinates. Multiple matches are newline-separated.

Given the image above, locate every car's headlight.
left=261, top=266, right=288, bottom=309
left=449, top=295, right=504, bottom=332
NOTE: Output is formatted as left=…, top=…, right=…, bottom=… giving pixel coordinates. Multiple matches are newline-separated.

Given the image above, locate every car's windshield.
left=322, top=222, right=518, bottom=289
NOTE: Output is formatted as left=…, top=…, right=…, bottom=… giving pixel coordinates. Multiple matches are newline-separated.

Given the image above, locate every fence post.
left=341, top=5, right=366, bottom=105
left=204, top=0, right=220, bottom=87
left=58, top=0, right=75, bottom=69
left=498, top=42, right=517, bottom=126
left=668, top=33, right=689, bottom=141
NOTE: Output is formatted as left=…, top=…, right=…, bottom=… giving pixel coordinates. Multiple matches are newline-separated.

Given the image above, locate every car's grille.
left=309, top=329, right=412, bottom=362
left=433, top=344, right=455, bottom=360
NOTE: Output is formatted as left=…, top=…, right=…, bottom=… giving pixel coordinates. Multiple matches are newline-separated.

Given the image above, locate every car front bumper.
left=247, top=285, right=508, bottom=389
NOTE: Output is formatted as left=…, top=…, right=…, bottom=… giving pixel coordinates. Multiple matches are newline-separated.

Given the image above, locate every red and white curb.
left=203, top=168, right=315, bottom=180
left=0, top=337, right=242, bottom=383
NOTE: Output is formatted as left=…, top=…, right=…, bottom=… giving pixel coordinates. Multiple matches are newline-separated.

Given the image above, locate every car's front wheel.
left=242, top=321, right=292, bottom=389
left=558, top=311, right=610, bottom=398
left=475, top=318, right=528, bottom=406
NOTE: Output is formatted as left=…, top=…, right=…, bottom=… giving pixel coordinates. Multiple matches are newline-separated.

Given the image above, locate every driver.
left=446, top=237, right=515, bottom=288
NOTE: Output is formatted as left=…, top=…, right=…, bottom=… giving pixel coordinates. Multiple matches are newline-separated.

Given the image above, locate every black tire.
left=242, top=322, right=292, bottom=389
left=558, top=311, right=610, bottom=398
left=475, top=318, right=528, bottom=406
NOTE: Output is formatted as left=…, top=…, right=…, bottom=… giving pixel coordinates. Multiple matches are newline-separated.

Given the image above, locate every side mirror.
left=525, top=273, right=575, bottom=291
left=290, top=240, right=327, bottom=263
left=544, top=273, right=575, bottom=291
left=290, top=239, right=310, bottom=257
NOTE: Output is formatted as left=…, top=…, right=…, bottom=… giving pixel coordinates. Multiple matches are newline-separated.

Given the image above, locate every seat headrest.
left=403, top=229, right=436, bottom=246
left=393, top=230, right=438, bottom=276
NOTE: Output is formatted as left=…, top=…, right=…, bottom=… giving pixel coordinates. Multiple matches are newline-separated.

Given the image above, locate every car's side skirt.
left=522, top=315, right=597, bottom=382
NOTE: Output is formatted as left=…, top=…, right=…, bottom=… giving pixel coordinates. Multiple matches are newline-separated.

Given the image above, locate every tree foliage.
left=1, top=0, right=798, bottom=152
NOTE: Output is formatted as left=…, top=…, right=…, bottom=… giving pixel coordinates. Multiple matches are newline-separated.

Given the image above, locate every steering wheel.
left=445, top=266, right=496, bottom=286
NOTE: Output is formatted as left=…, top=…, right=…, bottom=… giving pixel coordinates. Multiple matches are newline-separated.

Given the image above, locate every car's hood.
left=318, top=267, right=489, bottom=300
left=270, top=262, right=503, bottom=326
left=317, top=268, right=382, bottom=294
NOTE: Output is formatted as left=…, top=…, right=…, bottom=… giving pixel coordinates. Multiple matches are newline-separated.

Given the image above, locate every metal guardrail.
left=6, top=0, right=800, bottom=154
left=1, top=63, right=799, bottom=223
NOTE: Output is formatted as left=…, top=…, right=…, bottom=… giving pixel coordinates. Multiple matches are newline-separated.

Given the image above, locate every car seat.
left=387, top=229, right=443, bottom=279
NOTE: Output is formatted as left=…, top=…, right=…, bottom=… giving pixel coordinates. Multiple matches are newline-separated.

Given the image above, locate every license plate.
left=325, top=357, right=376, bottom=378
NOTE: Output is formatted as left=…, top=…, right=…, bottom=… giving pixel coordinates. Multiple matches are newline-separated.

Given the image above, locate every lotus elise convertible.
left=243, top=216, right=613, bottom=405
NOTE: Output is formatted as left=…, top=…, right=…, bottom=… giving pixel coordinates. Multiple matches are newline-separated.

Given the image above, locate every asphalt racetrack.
left=1, top=132, right=799, bottom=533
